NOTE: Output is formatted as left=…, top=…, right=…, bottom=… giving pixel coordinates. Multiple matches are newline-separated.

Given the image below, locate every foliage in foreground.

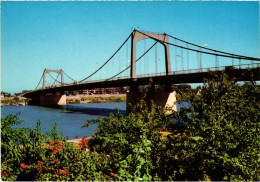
left=86, top=73, right=260, bottom=181
left=174, top=73, right=260, bottom=180
left=1, top=72, right=259, bottom=181
left=1, top=115, right=113, bottom=181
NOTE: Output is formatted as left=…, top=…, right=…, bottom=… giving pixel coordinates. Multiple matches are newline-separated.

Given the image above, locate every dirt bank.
left=66, top=94, right=126, bottom=104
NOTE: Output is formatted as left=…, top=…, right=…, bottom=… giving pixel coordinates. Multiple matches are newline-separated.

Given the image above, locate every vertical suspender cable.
left=118, top=50, right=121, bottom=77
left=215, top=51, right=218, bottom=69
left=155, top=42, right=157, bottom=74
left=144, top=39, right=146, bottom=74
left=181, top=48, right=184, bottom=71
left=111, top=56, right=114, bottom=79
left=126, top=40, right=129, bottom=77
left=200, top=47, right=202, bottom=70
left=197, top=52, right=200, bottom=70
left=175, top=39, right=178, bottom=71
left=187, top=43, right=189, bottom=70
left=79, top=33, right=132, bottom=83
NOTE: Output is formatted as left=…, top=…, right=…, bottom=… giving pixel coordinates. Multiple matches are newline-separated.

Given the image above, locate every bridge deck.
left=24, top=67, right=260, bottom=98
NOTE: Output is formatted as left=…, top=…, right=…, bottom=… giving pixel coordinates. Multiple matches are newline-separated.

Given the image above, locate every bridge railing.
left=36, top=63, right=259, bottom=91
left=98, top=63, right=260, bottom=82
left=133, top=63, right=260, bottom=79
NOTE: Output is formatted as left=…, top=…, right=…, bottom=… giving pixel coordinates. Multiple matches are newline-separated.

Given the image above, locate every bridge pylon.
left=131, top=30, right=171, bottom=79
left=42, top=69, right=64, bottom=89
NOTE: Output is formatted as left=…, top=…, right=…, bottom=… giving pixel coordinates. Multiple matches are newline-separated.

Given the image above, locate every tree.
left=173, top=72, right=260, bottom=181
left=1, top=91, right=12, bottom=97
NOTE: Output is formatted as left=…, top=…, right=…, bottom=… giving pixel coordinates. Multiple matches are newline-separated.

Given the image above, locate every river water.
left=1, top=102, right=187, bottom=139
left=1, top=102, right=126, bottom=139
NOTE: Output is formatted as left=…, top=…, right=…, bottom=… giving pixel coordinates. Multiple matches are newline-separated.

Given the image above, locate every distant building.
left=80, top=87, right=127, bottom=95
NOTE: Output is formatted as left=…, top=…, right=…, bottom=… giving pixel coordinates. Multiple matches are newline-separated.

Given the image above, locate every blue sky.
left=1, top=1, right=259, bottom=93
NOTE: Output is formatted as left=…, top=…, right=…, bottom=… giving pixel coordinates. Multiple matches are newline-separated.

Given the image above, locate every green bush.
left=1, top=114, right=114, bottom=181
left=174, top=73, right=260, bottom=181
left=85, top=100, right=169, bottom=181
left=1, top=72, right=259, bottom=181
left=85, top=72, right=259, bottom=181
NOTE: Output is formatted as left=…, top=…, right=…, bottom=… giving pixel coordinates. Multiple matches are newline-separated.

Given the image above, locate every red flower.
left=37, top=168, right=43, bottom=171
left=49, top=141, right=53, bottom=146
left=1, top=171, right=7, bottom=175
left=81, top=138, right=88, bottom=143
left=53, top=149, right=58, bottom=154
left=110, top=172, right=115, bottom=176
left=50, top=146, right=53, bottom=150
left=20, top=163, right=26, bottom=168
left=66, top=171, right=70, bottom=176
left=38, top=161, right=44, bottom=165
left=55, top=139, right=60, bottom=144
left=58, top=147, right=63, bottom=150
left=53, top=159, right=59, bottom=164
left=58, top=169, right=66, bottom=175
left=56, top=143, right=60, bottom=148
left=72, top=158, right=77, bottom=161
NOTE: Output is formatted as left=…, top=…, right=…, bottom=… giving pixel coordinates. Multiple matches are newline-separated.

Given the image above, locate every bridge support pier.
left=126, top=91, right=177, bottom=114
left=40, top=94, right=66, bottom=106
left=28, top=94, right=66, bottom=106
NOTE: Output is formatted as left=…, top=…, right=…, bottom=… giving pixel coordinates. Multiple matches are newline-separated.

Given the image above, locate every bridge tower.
left=130, top=30, right=171, bottom=79
left=127, top=30, right=176, bottom=113
left=42, top=69, right=64, bottom=89
left=35, top=69, right=66, bottom=106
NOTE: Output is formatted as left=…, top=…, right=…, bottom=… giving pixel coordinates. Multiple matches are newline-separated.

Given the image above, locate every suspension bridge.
left=23, top=29, right=260, bottom=109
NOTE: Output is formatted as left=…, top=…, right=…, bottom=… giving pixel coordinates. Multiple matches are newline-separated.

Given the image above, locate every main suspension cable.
left=166, top=33, right=258, bottom=60
left=106, top=41, right=158, bottom=81
left=51, top=72, right=61, bottom=87
left=136, top=30, right=260, bottom=61
left=79, top=32, right=132, bottom=83
left=35, top=73, right=44, bottom=90
left=63, top=70, right=77, bottom=82
left=46, top=72, right=69, bottom=86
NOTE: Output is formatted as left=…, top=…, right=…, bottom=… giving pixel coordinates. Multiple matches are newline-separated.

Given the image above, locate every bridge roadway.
left=24, top=67, right=260, bottom=98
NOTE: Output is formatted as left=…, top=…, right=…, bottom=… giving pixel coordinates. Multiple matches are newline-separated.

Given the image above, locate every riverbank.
left=1, top=97, right=29, bottom=106
left=66, top=94, right=126, bottom=104
left=0, top=94, right=126, bottom=106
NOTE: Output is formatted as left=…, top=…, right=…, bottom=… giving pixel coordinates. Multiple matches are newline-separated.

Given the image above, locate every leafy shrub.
left=1, top=114, right=114, bottom=181
left=1, top=72, right=259, bottom=181
left=85, top=72, right=259, bottom=181
left=171, top=73, right=260, bottom=181
left=86, top=100, right=170, bottom=181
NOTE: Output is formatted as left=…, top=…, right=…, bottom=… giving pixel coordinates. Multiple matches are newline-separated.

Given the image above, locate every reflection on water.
left=48, top=104, right=126, bottom=116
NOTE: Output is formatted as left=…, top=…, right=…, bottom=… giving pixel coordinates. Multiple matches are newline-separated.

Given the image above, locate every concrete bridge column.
left=126, top=91, right=177, bottom=114
left=28, top=94, right=66, bottom=106
left=39, top=94, right=66, bottom=106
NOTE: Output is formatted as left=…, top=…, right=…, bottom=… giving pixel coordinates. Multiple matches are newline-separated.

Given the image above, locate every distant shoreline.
left=1, top=97, right=29, bottom=106
left=1, top=94, right=127, bottom=106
